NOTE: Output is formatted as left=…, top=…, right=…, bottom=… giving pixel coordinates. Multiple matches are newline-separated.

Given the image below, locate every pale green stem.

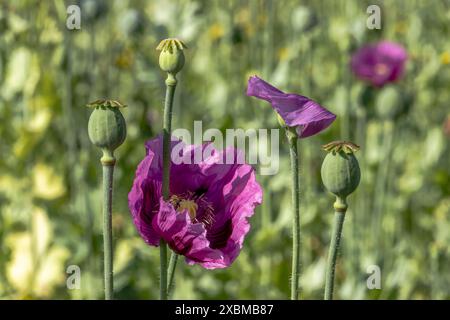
left=167, top=252, right=179, bottom=297
left=373, top=121, right=394, bottom=258
left=288, top=134, right=300, bottom=300
left=159, top=240, right=167, bottom=300
left=324, top=197, right=347, bottom=300
left=160, top=73, right=177, bottom=300
left=101, top=152, right=115, bottom=300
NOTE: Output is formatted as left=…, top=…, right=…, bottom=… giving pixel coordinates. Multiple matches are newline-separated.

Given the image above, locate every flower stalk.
left=287, top=129, right=301, bottom=300
left=160, top=76, right=176, bottom=300
left=102, top=159, right=114, bottom=300
left=87, top=99, right=127, bottom=300
left=321, top=141, right=360, bottom=300
left=167, top=252, right=179, bottom=296
left=324, top=197, right=347, bottom=300
left=158, top=38, right=186, bottom=300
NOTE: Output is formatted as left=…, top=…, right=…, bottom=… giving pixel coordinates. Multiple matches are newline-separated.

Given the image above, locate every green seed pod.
left=321, top=141, right=361, bottom=199
left=376, top=86, right=401, bottom=119
left=87, top=99, right=127, bottom=165
left=157, top=38, right=187, bottom=75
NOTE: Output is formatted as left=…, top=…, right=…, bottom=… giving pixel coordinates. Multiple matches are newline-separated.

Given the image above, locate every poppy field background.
left=0, top=0, right=449, bottom=299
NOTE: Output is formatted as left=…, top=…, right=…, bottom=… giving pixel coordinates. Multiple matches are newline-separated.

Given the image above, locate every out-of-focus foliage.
left=0, top=0, right=449, bottom=299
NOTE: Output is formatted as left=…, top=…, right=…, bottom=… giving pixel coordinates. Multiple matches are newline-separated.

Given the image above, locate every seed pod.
left=376, top=86, right=401, bottom=119
left=87, top=99, right=127, bottom=164
left=157, top=38, right=187, bottom=75
left=321, top=141, right=361, bottom=198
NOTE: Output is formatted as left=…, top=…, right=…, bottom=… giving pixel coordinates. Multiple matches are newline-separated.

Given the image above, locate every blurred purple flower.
left=246, top=76, right=336, bottom=138
left=350, top=41, right=407, bottom=87
left=128, top=135, right=262, bottom=269
left=444, top=115, right=450, bottom=138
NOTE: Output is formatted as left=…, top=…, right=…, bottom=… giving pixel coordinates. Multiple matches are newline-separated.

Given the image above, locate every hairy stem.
left=167, top=252, right=179, bottom=297
left=102, top=162, right=115, bottom=300
left=288, top=134, right=301, bottom=300
left=159, top=240, right=168, bottom=300
left=324, top=197, right=347, bottom=300
left=372, top=121, right=394, bottom=257
left=160, top=74, right=177, bottom=300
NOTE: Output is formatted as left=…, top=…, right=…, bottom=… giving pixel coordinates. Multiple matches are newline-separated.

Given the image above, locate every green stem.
left=160, top=73, right=177, bottom=300
left=372, top=121, right=394, bottom=258
left=167, top=252, right=179, bottom=297
left=324, top=197, right=347, bottom=300
left=288, top=133, right=300, bottom=300
left=102, top=159, right=115, bottom=300
left=159, top=240, right=168, bottom=300
left=163, top=75, right=176, bottom=199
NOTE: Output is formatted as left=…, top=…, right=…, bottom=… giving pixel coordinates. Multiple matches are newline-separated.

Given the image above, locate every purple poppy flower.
left=444, top=115, right=450, bottom=138
left=350, top=41, right=407, bottom=87
left=246, top=76, right=336, bottom=138
left=128, top=135, right=262, bottom=269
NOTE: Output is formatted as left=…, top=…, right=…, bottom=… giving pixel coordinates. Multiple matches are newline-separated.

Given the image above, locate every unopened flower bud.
left=156, top=38, right=187, bottom=76
left=376, top=86, right=401, bottom=119
left=87, top=99, right=127, bottom=165
left=321, top=141, right=361, bottom=199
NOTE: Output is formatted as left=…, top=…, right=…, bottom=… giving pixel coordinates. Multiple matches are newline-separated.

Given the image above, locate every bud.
left=87, top=99, right=127, bottom=165
left=376, top=86, right=401, bottom=119
left=156, top=38, right=187, bottom=75
left=321, top=141, right=361, bottom=199
left=291, top=6, right=318, bottom=33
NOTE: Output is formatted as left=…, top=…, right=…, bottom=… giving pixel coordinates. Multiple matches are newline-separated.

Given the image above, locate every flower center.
left=177, top=199, right=198, bottom=220
left=169, top=191, right=215, bottom=227
left=374, top=63, right=389, bottom=76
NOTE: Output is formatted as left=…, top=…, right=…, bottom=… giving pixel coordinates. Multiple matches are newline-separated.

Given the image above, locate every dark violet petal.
left=128, top=154, right=162, bottom=246
left=246, top=75, right=285, bottom=102
left=152, top=199, right=203, bottom=253
left=170, top=142, right=215, bottom=194
left=210, top=162, right=262, bottom=265
left=294, top=110, right=337, bottom=138
left=128, top=134, right=181, bottom=246
left=153, top=199, right=225, bottom=268
left=246, top=76, right=336, bottom=138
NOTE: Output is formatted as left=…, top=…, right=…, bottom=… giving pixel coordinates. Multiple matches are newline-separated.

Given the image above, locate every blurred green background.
left=0, top=0, right=449, bottom=299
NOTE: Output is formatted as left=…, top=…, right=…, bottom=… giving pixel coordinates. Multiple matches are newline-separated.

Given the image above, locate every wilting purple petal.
left=128, top=135, right=262, bottom=269
left=246, top=76, right=336, bottom=138
left=350, top=41, right=407, bottom=87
